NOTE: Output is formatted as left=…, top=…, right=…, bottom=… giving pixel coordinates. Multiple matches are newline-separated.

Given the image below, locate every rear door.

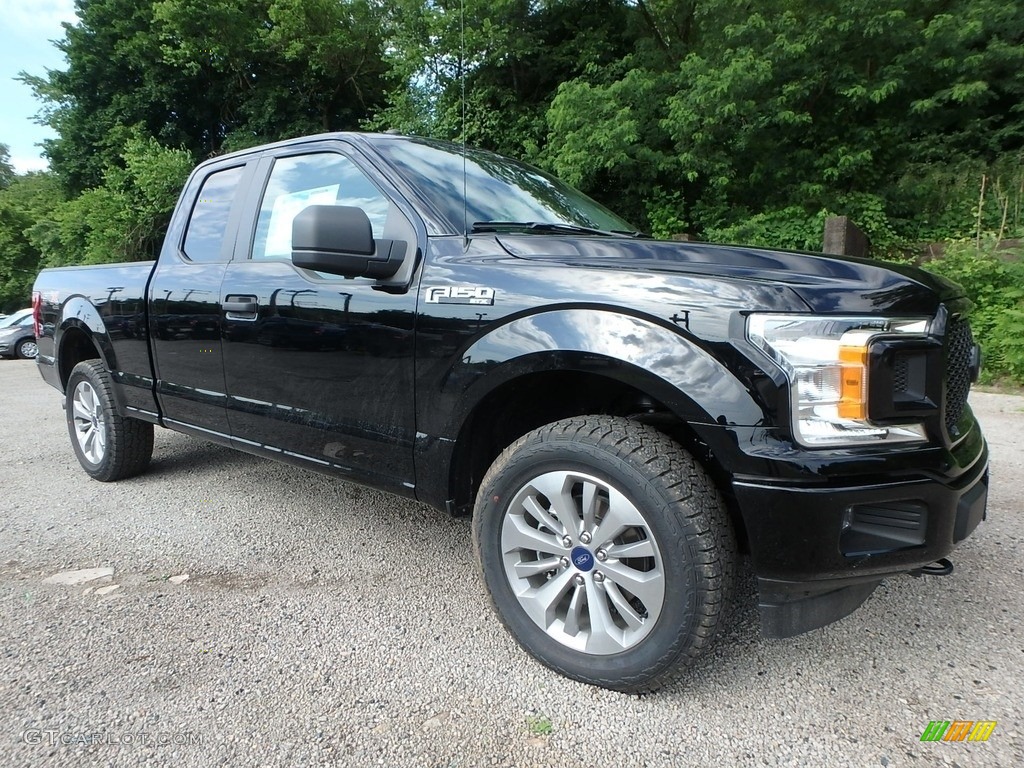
left=149, top=160, right=257, bottom=437
left=220, top=143, right=422, bottom=493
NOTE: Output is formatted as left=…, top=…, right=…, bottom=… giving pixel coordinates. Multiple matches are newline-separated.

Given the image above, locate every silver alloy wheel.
left=18, top=340, right=38, bottom=358
left=500, top=470, right=665, bottom=654
left=72, top=381, right=106, bottom=464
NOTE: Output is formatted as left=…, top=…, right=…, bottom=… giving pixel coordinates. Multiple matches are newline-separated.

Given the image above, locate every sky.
left=0, top=0, right=78, bottom=173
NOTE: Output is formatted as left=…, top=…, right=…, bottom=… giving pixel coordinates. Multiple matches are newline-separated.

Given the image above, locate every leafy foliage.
left=706, top=207, right=832, bottom=252
left=23, top=0, right=393, bottom=193
left=923, top=241, right=1024, bottom=382
left=0, top=171, right=63, bottom=312
left=542, top=0, right=1024, bottom=240
left=20, top=0, right=1024, bottom=246
left=371, top=0, right=638, bottom=162
left=0, top=144, right=14, bottom=190
left=32, top=134, right=194, bottom=268
left=3, top=0, right=1023, bottom=383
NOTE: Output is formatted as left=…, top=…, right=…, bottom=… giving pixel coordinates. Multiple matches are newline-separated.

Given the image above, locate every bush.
left=922, top=239, right=1024, bottom=384
left=892, top=155, right=1024, bottom=243
left=705, top=206, right=831, bottom=251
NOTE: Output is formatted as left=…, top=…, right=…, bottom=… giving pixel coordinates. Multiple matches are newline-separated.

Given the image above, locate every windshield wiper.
left=470, top=221, right=648, bottom=238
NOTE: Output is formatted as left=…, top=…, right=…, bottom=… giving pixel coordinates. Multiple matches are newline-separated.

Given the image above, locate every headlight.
left=747, top=314, right=930, bottom=447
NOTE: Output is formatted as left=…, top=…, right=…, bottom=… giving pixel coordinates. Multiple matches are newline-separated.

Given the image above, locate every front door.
left=220, top=149, right=420, bottom=493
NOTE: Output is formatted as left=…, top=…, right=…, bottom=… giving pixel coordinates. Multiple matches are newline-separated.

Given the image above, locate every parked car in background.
left=0, top=309, right=38, bottom=359
left=0, top=309, right=30, bottom=326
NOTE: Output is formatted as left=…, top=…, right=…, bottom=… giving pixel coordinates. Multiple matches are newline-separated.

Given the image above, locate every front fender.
left=443, top=308, right=765, bottom=432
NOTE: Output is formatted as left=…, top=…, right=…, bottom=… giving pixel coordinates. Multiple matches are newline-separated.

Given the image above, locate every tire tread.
left=473, top=415, right=736, bottom=693
left=67, top=360, right=154, bottom=482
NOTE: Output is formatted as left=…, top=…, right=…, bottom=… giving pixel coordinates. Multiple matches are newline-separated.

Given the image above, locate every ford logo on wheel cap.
left=570, top=546, right=595, bottom=572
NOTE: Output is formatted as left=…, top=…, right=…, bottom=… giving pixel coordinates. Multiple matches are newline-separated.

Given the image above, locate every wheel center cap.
left=570, top=546, right=594, bottom=572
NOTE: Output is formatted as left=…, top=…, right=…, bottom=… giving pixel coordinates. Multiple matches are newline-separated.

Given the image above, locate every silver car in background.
left=0, top=309, right=37, bottom=359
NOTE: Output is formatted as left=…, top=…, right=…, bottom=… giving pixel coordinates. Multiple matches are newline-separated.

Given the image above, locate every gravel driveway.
left=0, top=358, right=1020, bottom=767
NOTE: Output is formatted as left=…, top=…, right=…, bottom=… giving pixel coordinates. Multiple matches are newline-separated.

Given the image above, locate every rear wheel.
left=66, top=360, right=154, bottom=481
left=473, top=415, right=736, bottom=693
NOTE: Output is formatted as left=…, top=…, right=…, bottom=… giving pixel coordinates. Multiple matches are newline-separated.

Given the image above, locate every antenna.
left=461, top=0, right=468, bottom=243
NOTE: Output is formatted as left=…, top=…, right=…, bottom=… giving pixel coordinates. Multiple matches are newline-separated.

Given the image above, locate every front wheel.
left=473, top=416, right=736, bottom=693
left=66, top=360, right=154, bottom=481
left=16, top=338, right=38, bottom=359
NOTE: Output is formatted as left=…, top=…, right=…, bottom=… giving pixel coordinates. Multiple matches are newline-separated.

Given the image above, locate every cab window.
left=252, top=153, right=389, bottom=261
left=182, top=166, right=244, bottom=263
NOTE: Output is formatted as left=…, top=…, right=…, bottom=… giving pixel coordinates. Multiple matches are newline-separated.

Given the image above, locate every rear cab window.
left=181, top=166, right=245, bottom=263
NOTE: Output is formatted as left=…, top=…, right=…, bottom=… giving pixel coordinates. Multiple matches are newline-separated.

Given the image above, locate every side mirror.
left=291, top=205, right=405, bottom=279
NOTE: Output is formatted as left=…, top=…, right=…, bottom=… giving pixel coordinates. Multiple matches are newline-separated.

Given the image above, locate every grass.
left=526, top=714, right=553, bottom=736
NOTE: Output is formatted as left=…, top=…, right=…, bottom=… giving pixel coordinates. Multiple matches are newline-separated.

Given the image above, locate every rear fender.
left=55, top=298, right=123, bottom=408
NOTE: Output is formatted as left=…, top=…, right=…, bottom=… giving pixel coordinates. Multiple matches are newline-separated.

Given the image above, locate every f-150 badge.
left=425, top=286, right=495, bottom=306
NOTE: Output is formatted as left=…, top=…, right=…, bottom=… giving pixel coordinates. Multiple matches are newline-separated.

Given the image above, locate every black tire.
left=15, top=337, right=38, bottom=359
left=65, top=360, right=154, bottom=481
left=473, top=415, right=736, bottom=693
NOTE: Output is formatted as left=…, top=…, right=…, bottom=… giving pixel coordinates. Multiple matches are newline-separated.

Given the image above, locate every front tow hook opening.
left=910, top=557, right=954, bottom=578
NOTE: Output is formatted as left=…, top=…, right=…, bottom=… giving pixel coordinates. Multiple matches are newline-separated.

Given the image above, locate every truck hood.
left=495, top=235, right=963, bottom=315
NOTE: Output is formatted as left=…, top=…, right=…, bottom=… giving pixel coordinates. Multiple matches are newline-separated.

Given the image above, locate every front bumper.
left=729, top=432, right=989, bottom=638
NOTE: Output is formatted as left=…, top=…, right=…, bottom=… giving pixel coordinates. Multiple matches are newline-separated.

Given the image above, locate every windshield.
left=371, top=137, right=636, bottom=235
left=0, top=310, right=31, bottom=329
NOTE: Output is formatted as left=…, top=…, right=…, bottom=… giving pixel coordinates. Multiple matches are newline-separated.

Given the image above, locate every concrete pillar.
left=823, top=216, right=869, bottom=258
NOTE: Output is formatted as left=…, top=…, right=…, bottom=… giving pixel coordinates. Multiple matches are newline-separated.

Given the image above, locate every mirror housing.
left=291, top=205, right=405, bottom=279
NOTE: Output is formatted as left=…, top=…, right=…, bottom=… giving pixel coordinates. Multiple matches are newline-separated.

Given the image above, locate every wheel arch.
left=439, top=310, right=759, bottom=547
left=54, top=298, right=117, bottom=394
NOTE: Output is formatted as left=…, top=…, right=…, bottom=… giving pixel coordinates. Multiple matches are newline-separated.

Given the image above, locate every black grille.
left=944, top=317, right=974, bottom=434
left=892, top=356, right=910, bottom=394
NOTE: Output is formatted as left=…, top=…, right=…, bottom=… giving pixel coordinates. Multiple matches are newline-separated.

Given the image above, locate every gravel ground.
left=0, top=358, right=1020, bottom=767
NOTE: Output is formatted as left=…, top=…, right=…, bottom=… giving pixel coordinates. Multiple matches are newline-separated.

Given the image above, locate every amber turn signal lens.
left=837, top=343, right=867, bottom=419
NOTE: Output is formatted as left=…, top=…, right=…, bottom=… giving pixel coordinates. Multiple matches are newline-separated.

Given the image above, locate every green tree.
left=155, top=0, right=394, bottom=151
left=372, top=0, right=639, bottom=160
left=24, top=0, right=394, bottom=192
left=543, top=0, right=1024, bottom=240
left=0, top=143, right=14, bottom=190
left=16, top=0, right=1024, bottom=265
left=32, top=134, right=194, bottom=268
left=0, top=171, right=63, bottom=311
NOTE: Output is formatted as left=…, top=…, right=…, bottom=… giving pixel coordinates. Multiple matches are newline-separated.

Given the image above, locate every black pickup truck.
left=33, top=133, right=989, bottom=692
